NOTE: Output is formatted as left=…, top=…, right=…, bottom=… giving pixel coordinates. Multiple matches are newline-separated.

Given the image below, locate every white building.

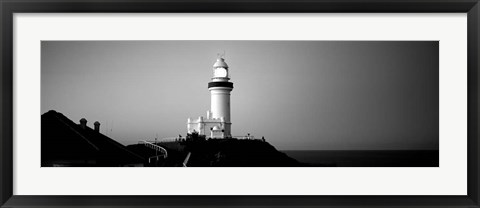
left=187, top=57, right=234, bottom=139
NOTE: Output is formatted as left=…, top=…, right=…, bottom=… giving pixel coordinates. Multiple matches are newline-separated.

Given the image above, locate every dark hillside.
left=127, top=139, right=303, bottom=167
left=126, top=144, right=187, bottom=167
left=184, top=139, right=302, bottom=167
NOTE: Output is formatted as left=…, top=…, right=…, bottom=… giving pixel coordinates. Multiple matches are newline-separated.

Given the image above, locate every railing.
left=145, top=137, right=183, bottom=143
left=148, top=155, right=165, bottom=164
left=139, top=140, right=168, bottom=158
left=232, top=135, right=264, bottom=141
left=144, top=135, right=264, bottom=143
left=183, top=152, right=192, bottom=167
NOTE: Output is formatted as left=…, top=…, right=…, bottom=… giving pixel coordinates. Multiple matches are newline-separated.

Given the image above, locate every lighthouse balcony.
left=208, top=81, right=233, bottom=89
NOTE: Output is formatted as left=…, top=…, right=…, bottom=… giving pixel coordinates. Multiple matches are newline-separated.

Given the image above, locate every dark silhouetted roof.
left=41, top=110, right=144, bottom=166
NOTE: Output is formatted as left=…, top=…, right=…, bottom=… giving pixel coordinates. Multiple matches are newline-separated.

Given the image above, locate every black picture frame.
left=1, top=0, right=479, bottom=207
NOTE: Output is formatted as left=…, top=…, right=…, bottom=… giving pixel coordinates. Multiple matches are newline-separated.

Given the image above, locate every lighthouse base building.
left=187, top=57, right=233, bottom=139
left=187, top=111, right=230, bottom=139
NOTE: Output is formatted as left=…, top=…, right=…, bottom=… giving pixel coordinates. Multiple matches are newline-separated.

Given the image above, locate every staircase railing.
left=139, top=140, right=168, bottom=158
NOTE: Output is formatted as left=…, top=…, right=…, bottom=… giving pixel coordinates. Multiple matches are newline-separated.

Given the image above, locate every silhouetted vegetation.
left=181, top=136, right=302, bottom=167
left=127, top=132, right=305, bottom=167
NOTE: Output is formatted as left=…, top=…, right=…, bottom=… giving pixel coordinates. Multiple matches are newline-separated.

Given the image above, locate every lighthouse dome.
left=213, top=58, right=229, bottom=68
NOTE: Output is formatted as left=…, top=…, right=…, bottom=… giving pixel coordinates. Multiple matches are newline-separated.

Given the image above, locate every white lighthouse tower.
left=187, top=56, right=234, bottom=138
left=209, top=57, right=233, bottom=137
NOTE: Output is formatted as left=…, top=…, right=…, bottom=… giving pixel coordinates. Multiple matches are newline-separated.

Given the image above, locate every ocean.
left=282, top=150, right=439, bottom=167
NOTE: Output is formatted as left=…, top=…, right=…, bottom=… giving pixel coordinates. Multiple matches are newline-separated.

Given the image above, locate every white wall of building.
left=187, top=116, right=230, bottom=138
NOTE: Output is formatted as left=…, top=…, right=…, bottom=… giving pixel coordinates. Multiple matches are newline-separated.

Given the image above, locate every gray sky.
left=41, top=41, right=438, bottom=150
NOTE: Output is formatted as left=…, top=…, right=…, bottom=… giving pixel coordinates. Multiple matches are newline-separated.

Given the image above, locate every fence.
left=138, top=140, right=168, bottom=158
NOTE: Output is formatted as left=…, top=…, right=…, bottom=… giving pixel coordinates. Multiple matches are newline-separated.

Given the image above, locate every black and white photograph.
left=41, top=41, right=439, bottom=167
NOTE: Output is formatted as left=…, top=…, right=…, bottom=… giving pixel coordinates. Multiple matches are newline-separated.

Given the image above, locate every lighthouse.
left=187, top=56, right=234, bottom=138
left=209, top=57, right=234, bottom=137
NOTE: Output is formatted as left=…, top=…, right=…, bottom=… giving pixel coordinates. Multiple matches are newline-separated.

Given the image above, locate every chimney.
left=94, top=121, right=100, bottom=132
left=80, top=118, right=87, bottom=129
